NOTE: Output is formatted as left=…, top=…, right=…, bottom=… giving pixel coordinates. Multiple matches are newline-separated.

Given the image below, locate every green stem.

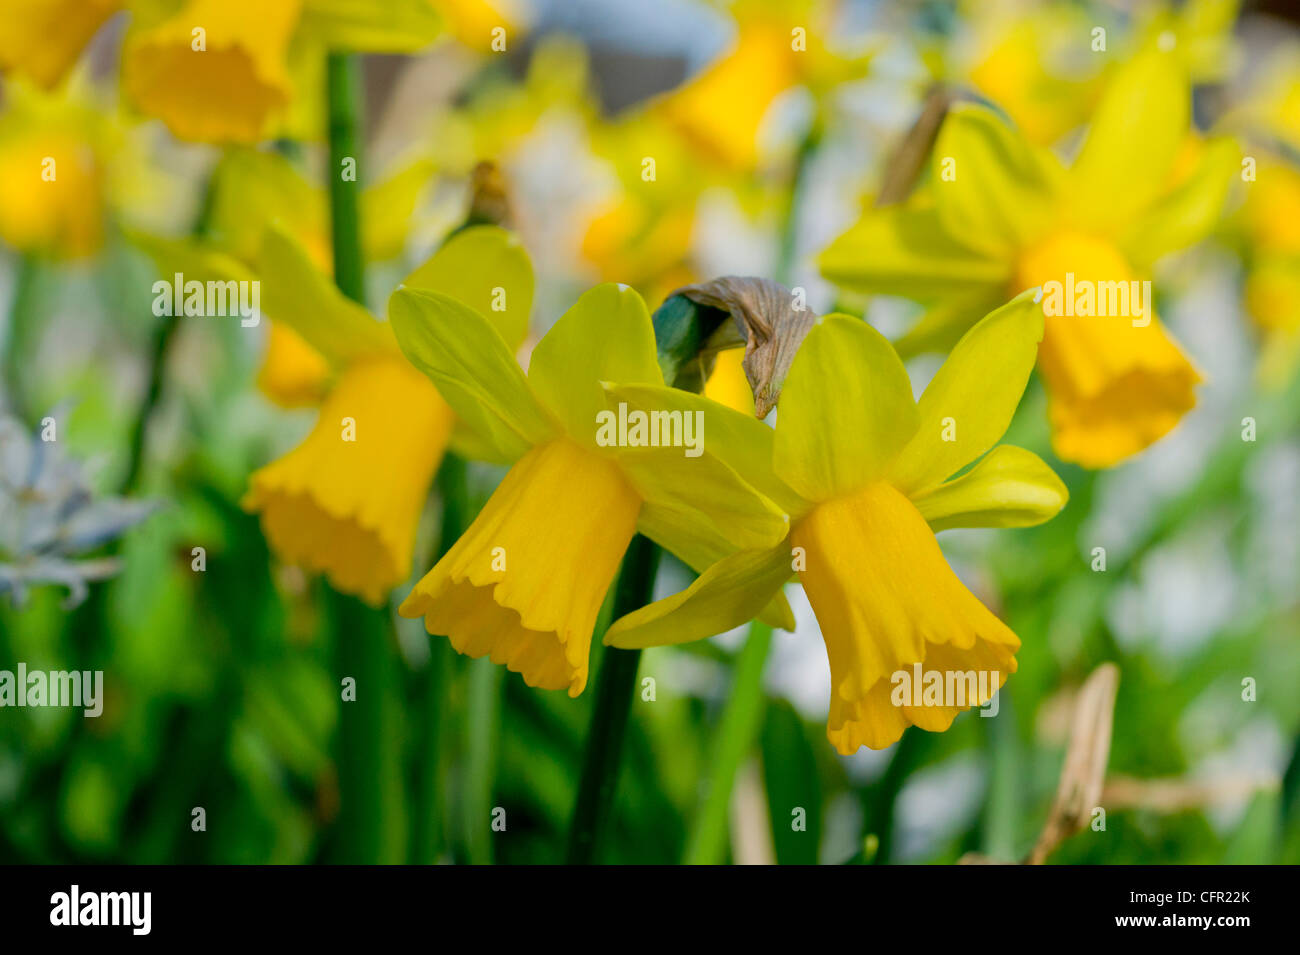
left=774, top=122, right=821, bottom=287
left=462, top=657, right=502, bottom=864
left=683, top=622, right=773, bottom=864
left=410, top=455, right=469, bottom=864
left=325, top=50, right=405, bottom=863
left=326, top=53, right=365, bottom=306
left=121, top=312, right=178, bottom=494
left=565, top=534, right=661, bottom=864
left=3, top=254, right=40, bottom=425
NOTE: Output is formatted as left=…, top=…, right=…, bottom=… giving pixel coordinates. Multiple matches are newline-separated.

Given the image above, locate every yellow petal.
left=910, top=445, right=1068, bottom=533
left=124, top=0, right=302, bottom=143
left=207, top=148, right=327, bottom=265
left=1017, top=232, right=1200, bottom=468
left=619, top=447, right=789, bottom=554
left=1066, top=51, right=1190, bottom=235
left=817, top=204, right=1009, bottom=299
left=428, top=0, right=531, bottom=52
left=605, top=543, right=791, bottom=650
left=0, top=0, right=121, bottom=89
left=256, top=321, right=332, bottom=408
left=400, top=225, right=534, bottom=349
left=388, top=286, right=556, bottom=464
left=889, top=290, right=1043, bottom=495
left=400, top=439, right=641, bottom=696
left=1120, top=136, right=1239, bottom=268
left=792, top=481, right=1018, bottom=754
left=244, top=357, right=452, bottom=605
left=891, top=292, right=1005, bottom=360
left=605, top=381, right=804, bottom=516
left=931, top=103, right=1063, bottom=257
left=259, top=224, right=396, bottom=365
left=526, top=283, right=662, bottom=440
left=702, top=348, right=754, bottom=415
left=298, top=0, right=444, bottom=52
left=361, top=158, right=435, bottom=263
left=773, top=314, right=919, bottom=502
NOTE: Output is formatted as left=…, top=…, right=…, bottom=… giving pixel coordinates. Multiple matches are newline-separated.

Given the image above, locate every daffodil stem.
left=682, top=622, right=773, bottom=864
left=325, top=50, right=404, bottom=863
left=3, top=254, right=39, bottom=425
left=566, top=533, right=661, bottom=864
left=327, top=52, right=365, bottom=305
left=410, top=455, right=469, bottom=863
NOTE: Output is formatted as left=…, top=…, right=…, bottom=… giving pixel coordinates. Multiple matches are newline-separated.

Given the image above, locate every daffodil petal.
left=362, top=158, right=435, bottom=263
left=910, top=445, right=1068, bottom=532
left=604, top=382, right=806, bottom=516
left=604, top=543, right=791, bottom=650
left=932, top=103, right=1063, bottom=257
left=633, top=503, right=794, bottom=631
left=1067, top=51, right=1189, bottom=233
left=818, top=204, right=1009, bottom=298
left=0, top=0, right=122, bottom=89
left=401, top=225, right=534, bottom=349
left=209, top=148, right=327, bottom=265
left=892, top=292, right=1005, bottom=359
left=388, top=286, right=556, bottom=464
left=1120, top=137, right=1239, bottom=267
left=620, top=446, right=789, bottom=552
left=258, top=224, right=395, bottom=365
left=527, top=283, right=663, bottom=440
left=890, top=290, right=1044, bottom=495
left=128, top=230, right=255, bottom=287
left=297, top=0, right=444, bottom=52
left=773, top=314, right=919, bottom=502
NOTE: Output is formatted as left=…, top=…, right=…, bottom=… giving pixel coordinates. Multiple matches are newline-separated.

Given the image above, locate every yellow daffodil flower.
left=243, top=224, right=533, bottom=605
left=604, top=292, right=1067, bottom=752
left=121, top=0, right=444, bottom=143
left=0, top=0, right=122, bottom=89
left=0, top=78, right=115, bottom=259
left=820, top=51, right=1239, bottom=468
left=386, top=281, right=792, bottom=696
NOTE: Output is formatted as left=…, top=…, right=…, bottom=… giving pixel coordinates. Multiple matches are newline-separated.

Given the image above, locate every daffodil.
left=604, top=293, right=1067, bottom=752
left=120, top=0, right=444, bottom=143
left=820, top=51, right=1239, bottom=468
left=0, top=78, right=116, bottom=259
left=0, top=0, right=122, bottom=89
left=242, top=224, right=533, bottom=605
left=386, top=281, right=792, bottom=696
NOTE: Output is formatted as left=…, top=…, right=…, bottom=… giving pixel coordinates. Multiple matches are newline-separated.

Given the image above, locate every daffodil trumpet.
left=604, top=292, right=1069, bottom=753
left=243, top=222, right=535, bottom=607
